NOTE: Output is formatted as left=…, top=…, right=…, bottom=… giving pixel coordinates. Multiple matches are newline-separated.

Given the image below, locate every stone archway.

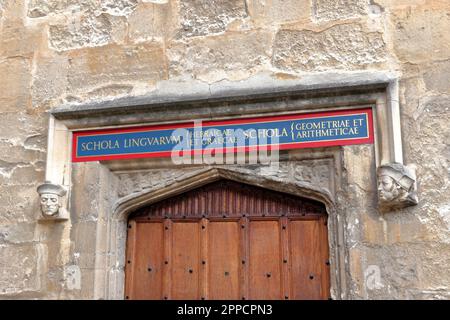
left=98, top=166, right=341, bottom=300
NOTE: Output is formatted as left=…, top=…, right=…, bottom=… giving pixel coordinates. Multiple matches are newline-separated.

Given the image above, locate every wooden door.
left=125, top=180, right=330, bottom=300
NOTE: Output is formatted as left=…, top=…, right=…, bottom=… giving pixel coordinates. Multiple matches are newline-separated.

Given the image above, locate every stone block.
left=0, top=159, right=44, bottom=186
left=0, top=244, right=40, bottom=295
left=31, top=53, right=69, bottom=108
left=404, top=96, right=450, bottom=196
left=0, top=142, right=45, bottom=164
left=361, top=213, right=384, bottom=244
left=27, top=0, right=137, bottom=18
left=177, top=0, right=247, bottom=38
left=72, top=221, right=98, bottom=256
left=342, top=145, right=377, bottom=194
left=101, top=0, right=138, bottom=16
left=383, top=215, right=438, bottom=244
left=363, top=243, right=450, bottom=295
left=273, top=24, right=386, bottom=72
left=0, top=185, right=40, bottom=225
left=418, top=244, right=450, bottom=289
left=0, top=58, right=31, bottom=112
left=369, top=245, right=421, bottom=292
left=108, top=15, right=128, bottom=44
left=24, top=134, right=47, bottom=151
left=0, top=112, right=47, bottom=144
left=422, top=60, right=450, bottom=94
left=49, top=13, right=112, bottom=51
left=0, top=24, right=43, bottom=58
left=70, top=163, right=119, bottom=223
left=27, top=0, right=88, bottom=18
left=247, top=0, right=311, bottom=24
left=128, top=2, right=176, bottom=42
left=67, top=43, right=167, bottom=93
left=348, top=247, right=364, bottom=296
left=168, top=30, right=272, bottom=82
left=291, top=160, right=331, bottom=191
left=0, top=222, right=36, bottom=244
left=392, top=8, right=450, bottom=63
left=79, top=267, right=95, bottom=299
left=312, top=0, right=368, bottom=21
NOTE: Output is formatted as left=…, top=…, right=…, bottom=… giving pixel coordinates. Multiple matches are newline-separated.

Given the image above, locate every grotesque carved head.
left=40, top=193, right=61, bottom=216
left=377, top=163, right=418, bottom=209
left=37, top=182, right=66, bottom=218
left=378, top=174, right=400, bottom=202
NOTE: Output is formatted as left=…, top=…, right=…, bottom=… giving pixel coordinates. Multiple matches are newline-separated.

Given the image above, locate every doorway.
left=125, top=180, right=330, bottom=300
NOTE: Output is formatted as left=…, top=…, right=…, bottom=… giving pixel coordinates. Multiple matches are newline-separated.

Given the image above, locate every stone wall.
left=0, top=0, right=449, bottom=299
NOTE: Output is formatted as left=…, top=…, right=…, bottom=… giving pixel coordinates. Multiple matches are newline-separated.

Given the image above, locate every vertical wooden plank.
left=162, top=219, right=172, bottom=300
left=289, top=219, right=322, bottom=300
left=129, top=221, right=164, bottom=299
left=319, top=216, right=331, bottom=299
left=280, top=217, right=290, bottom=300
left=124, top=220, right=137, bottom=300
left=248, top=220, right=282, bottom=300
left=222, top=189, right=228, bottom=215
left=207, top=221, right=240, bottom=300
left=171, top=222, right=201, bottom=299
left=200, top=218, right=209, bottom=300
left=240, top=217, right=249, bottom=300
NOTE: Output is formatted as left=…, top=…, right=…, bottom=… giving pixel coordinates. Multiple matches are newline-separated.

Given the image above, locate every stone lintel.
left=51, top=71, right=394, bottom=119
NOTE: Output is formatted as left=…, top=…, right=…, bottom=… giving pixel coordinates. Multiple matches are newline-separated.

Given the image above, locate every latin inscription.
left=73, top=109, right=373, bottom=162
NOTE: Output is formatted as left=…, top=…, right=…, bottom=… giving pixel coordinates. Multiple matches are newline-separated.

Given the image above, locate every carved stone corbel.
left=377, top=163, right=418, bottom=211
left=37, top=181, right=69, bottom=221
left=373, top=80, right=419, bottom=212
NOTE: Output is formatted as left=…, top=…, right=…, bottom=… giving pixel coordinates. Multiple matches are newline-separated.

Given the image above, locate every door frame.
left=124, top=179, right=331, bottom=300
left=108, top=167, right=345, bottom=300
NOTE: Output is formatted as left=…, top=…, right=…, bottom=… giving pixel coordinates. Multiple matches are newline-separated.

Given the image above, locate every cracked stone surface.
left=49, top=13, right=113, bottom=51
left=27, top=0, right=138, bottom=18
left=177, top=0, right=248, bottom=38
left=168, top=30, right=272, bottom=82
left=312, top=0, right=368, bottom=21
left=273, top=24, right=386, bottom=72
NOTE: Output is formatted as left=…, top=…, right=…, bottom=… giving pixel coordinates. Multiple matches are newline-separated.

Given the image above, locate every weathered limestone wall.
left=0, top=0, right=449, bottom=299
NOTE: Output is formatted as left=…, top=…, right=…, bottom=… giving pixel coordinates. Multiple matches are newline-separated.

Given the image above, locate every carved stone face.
left=40, top=193, right=60, bottom=216
left=378, top=175, right=399, bottom=201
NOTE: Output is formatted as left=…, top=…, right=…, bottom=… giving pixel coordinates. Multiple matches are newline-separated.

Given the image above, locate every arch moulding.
left=104, top=166, right=340, bottom=300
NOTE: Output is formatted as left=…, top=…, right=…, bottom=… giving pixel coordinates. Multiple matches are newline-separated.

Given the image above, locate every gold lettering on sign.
left=123, top=135, right=182, bottom=148
left=292, top=117, right=363, bottom=141
left=81, top=140, right=120, bottom=151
